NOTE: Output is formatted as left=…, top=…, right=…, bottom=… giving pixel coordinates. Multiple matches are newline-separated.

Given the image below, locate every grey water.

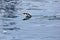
left=0, top=0, right=60, bottom=40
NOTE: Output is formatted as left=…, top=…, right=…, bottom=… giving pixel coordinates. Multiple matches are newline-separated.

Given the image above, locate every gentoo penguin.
left=23, top=13, right=32, bottom=20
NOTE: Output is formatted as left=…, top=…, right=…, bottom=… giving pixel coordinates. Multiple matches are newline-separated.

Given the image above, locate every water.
left=0, top=0, right=60, bottom=40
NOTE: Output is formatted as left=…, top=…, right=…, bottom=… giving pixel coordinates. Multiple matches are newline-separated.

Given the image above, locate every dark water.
left=0, top=0, right=60, bottom=40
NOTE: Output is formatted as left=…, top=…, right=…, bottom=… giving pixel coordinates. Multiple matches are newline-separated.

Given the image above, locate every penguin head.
left=23, top=13, right=32, bottom=20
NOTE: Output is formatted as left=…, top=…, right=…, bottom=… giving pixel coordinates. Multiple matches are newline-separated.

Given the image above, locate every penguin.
left=23, top=13, right=32, bottom=20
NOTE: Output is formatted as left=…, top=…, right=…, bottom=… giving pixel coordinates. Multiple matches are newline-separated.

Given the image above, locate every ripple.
left=3, top=27, right=20, bottom=30
left=26, top=8, right=44, bottom=10
left=43, top=16, right=60, bottom=20
left=3, top=15, right=18, bottom=18
left=3, top=24, right=9, bottom=27
left=48, top=17, right=60, bottom=20
left=54, top=1, right=59, bottom=2
left=1, top=18, right=12, bottom=21
left=4, top=0, right=13, bottom=2
left=32, top=15, right=60, bottom=20
left=26, top=0, right=48, bottom=2
left=9, top=22, right=16, bottom=25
